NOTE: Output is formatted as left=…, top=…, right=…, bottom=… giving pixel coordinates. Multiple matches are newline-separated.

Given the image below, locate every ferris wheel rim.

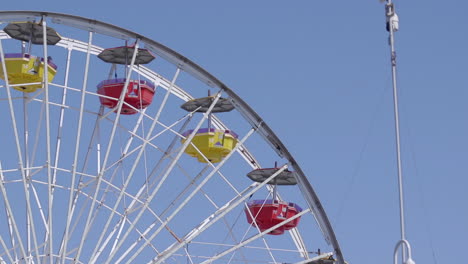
left=0, top=10, right=344, bottom=264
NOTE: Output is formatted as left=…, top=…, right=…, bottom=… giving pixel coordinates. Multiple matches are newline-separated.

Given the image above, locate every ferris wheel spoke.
left=0, top=39, right=42, bottom=264
left=107, top=92, right=222, bottom=264
left=88, top=66, right=183, bottom=264
left=60, top=30, right=94, bottom=264
left=112, top=218, right=161, bottom=264
left=241, top=197, right=278, bottom=264
left=124, top=147, right=213, bottom=216
left=46, top=54, right=73, bottom=258
left=92, top=217, right=130, bottom=263
left=144, top=111, right=199, bottom=147
left=90, top=118, right=193, bottom=262
left=247, top=187, right=309, bottom=261
left=288, top=226, right=309, bottom=259
left=98, top=100, right=130, bottom=120
left=119, top=107, right=148, bottom=158
left=58, top=64, right=103, bottom=263
left=107, top=165, right=217, bottom=263
left=262, top=184, right=309, bottom=259
left=50, top=47, right=72, bottom=208
left=23, top=93, right=32, bottom=260
left=29, top=181, right=50, bottom=235
left=157, top=164, right=210, bottom=216
left=199, top=193, right=264, bottom=263
left=145, top=158, right=233, bottom=226
left=183, top=246, right=195, bottom=264
left=22, top=96, right=30, bottom=174
left=0, top=231, right=15, bottom=264
left=61, top=92, right=116, bottom=263
left=199, top=208, right=309, bottom=264
left=3, top=204, right=18, bottom=262
left=174, top=125, right=253, bottom=199
left=182, top=140, right=243, bottom=195
left=80, top=109, right=157, bottom=221
left=63, top=105, right=105, bottom=217
left=98, top=105, right=192, bottom=154
left=79, top=105, right=105, bottom=176
left=121, top=116, right=193, bottom=215
left=0, top=163, right=28, bottom=262
left=85, top=161, right=159, bottom=243
left=124, top=127, right=255, bottom=264
left=99, top=217, right=127, bottom=261
left=92, top=212, right=165, bottom=264
left=62, top=189, right=93, bottom=251
left=146, top=164, right=286, bottom=264
left=74, top=39, right=142, bottom=263
left=40, top=17, right=55, bottom=263
left=104, top=111, right=194, bottom=172
left=219, top=217, right=249, bottom=264
left=171, top=173, right=248, bottom=263
left=28, top=98, right=45, bottom=170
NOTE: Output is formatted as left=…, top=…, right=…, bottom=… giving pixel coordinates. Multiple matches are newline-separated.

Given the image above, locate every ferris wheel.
left=0, top=11, right=345, bottom=264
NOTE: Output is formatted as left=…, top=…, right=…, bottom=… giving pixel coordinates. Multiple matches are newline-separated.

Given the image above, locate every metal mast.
left=384, top=1, right=416, bottom=263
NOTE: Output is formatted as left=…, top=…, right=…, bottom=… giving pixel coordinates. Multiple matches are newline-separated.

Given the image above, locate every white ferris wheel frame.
left=0, top=11, right=345, bottom=264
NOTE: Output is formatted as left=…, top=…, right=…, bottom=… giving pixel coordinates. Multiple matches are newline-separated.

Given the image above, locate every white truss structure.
left=0, top=11, right=344, bottom=264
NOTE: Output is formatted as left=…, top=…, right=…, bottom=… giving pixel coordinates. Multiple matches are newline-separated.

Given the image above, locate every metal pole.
left=386, top=0, right=406, bottom=241
left=384, top=1, right=415, bottom=263
left=42, top=17, right=54, bottom=264
left=61, top=31, right=93, bottom=264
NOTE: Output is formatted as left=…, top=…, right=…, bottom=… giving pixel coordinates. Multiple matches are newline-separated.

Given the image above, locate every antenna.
left=383, top=0, right=416, bottom=263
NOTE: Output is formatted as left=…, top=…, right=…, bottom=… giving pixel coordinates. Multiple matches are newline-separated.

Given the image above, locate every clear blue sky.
left=2, top=1, right=467, bottom=263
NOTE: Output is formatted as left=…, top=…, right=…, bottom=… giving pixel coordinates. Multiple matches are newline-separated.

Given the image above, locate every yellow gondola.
left=0, top=53, right=58, bottom=93
left=181, top=128, right=238, bottom=163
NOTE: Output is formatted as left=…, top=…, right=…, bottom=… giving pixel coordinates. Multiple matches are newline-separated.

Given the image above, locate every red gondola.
left=97, top=78, right=155, bottom=115
left=245, top=199, right=302, bottom=235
